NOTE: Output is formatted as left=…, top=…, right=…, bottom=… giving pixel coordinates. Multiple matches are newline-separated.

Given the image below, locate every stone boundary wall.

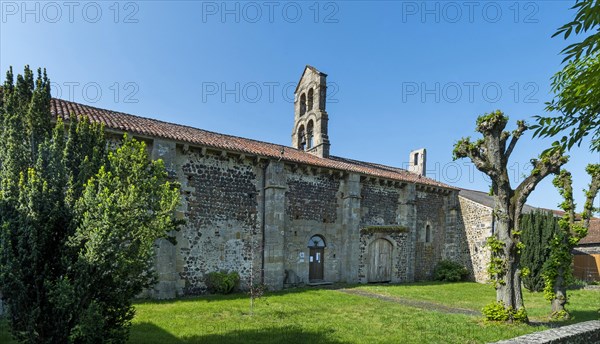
left=491, top=320, right=600, bottom=344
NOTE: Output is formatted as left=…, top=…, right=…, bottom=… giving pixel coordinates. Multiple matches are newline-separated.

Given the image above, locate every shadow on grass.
left=129, top=322, right=345, bottom=344
left=345, top=281, right=473, bottom=288
left=530, top=309, right=600, bottom=328
left=135, top=283, right=356, bottom=305
left=141, top=281, right=450, bottom=301
left=136, top=281, right=474, bottom=305
left=568, top=309, right=600, bottom=323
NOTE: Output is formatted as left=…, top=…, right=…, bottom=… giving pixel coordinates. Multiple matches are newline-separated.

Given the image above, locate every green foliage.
left=567, top=279, right=588, bottom=290
left=532, top=0, right=600, bottom=152
left=513, top=307, right=529, bottom=322
left=544, top=170, right=589, bottom=301
left=475, top=110, right=508, bottom=132
left=542, top=166, right=599, bottom=318
left=520, top=211, right=560, bottom=292
left=550, top=309, right=571, bottom=321
left=482, top=302, right=527, bottom=323
left=205, top=271, right=240, bottom=294
left=0, top=66, right=181, bottom=343
left=433, top=260, right=468, bottom=282
left=553, top=0, right=600, bottom=62
left=482, top=302, right=510, bottom=321
left=486, top=236, right=505, bottom=253
left=485, top=237, right=507, bottom=287
left=542, top=229, right=574, bottom=303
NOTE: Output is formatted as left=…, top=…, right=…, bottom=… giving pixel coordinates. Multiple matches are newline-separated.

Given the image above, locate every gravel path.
left=337, top=288, right=481, bottom=316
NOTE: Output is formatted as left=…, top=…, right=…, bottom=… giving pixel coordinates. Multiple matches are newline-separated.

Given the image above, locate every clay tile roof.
left=580, top=219, right=600, bottom=245
left=50, top=98, right=455, bottom=190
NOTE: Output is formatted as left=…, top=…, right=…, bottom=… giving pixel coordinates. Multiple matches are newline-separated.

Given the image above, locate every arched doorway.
left=368, top=239, right=393, bottom=282
left=308, top=235, right=326, bottom=282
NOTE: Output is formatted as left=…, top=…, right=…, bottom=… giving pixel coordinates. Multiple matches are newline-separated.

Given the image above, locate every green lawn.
left=355, top=282, right=600, bottom=323
left=1, top=282, right=598, bottom=343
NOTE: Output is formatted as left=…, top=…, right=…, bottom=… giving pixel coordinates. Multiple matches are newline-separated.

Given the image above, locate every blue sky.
left=1, top=0, right=598, bottom=212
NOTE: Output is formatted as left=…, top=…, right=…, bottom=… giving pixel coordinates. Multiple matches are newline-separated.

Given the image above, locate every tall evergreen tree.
left=0, top=66, right=181, bottom=343
left=520, top=210, right=560, bottom=292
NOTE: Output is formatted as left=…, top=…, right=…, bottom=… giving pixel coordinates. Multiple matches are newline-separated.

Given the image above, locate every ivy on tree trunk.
left=545, top=165, right=599, bottom=319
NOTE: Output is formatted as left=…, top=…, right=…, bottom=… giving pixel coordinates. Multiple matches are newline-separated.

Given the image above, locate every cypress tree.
left=520, top=210, right=560, bottom=292
left=0, top=66, right=181, bottom=343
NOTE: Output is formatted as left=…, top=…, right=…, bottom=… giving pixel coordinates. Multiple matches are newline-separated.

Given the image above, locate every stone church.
left=50, top=66, right=490, bottom=299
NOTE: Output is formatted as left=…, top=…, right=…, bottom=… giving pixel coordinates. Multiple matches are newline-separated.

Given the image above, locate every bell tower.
left=409, top=148, right=426, bottom=176
left=291, top=65, right=330, bottom=158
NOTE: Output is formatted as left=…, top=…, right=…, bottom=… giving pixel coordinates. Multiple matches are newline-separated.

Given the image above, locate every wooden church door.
left=368, top=239, right=392, bottom=282
left=309, top=247, right=324, bottom=281
left=308, top=235, right=326, bottom=282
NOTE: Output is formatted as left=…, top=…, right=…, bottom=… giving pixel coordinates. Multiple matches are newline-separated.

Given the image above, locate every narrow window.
left=425, top=225, right=431, bottom=243
left=306, top=120, right=314, bottom=149
left=300, top=93, right=307, bottom=116
left=414, top=153, right=419, bottom=166
left=298, top=125, right=306, bottom=150
left=307, top=88, right=314, bottom=111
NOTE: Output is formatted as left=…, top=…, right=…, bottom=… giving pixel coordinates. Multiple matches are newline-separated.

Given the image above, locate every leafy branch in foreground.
left=532, top=0, right=600, bottom=152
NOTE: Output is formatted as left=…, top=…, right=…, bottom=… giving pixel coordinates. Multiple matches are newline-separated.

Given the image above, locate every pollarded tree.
left=453, top=110, right=568, bottom=322
left=544, top=165, right=599, bottom=319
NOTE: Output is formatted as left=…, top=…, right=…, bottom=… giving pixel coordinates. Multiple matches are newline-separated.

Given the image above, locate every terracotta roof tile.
left=580, top=219, right=600, bottom=245
left=50, top=98, right=455, bottom=189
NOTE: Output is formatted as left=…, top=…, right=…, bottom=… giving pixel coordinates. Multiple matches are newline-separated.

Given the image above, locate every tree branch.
left=583, top=164, right=600, bottom=229
left=505, top=120, right=528, bottom=160
left=453, top=138, right=494, bottom=176
left=553, top=169, right=576, bottom=227
left=515, top=149, right=568, bottom=214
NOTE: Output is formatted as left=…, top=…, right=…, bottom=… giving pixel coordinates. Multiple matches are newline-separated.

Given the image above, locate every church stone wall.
left=414, top=190, right=445, bottom=281
left=175, top=147, right=262, bottom=295
left=285, top=172, right=340, bottom=223
left=360, top=183, right=401, bottom=225
left=141, top=138, right=477, bottom=298
left=283, top=170, right=344, bottom=284
left=443, top=196, right=474, bottom=278
left=458, top=196, right=493, bottom=283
